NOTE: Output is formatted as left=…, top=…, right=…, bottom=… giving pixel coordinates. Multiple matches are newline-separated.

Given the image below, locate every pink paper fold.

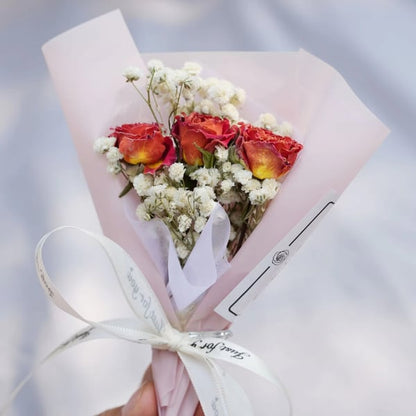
left=42, top=10, right=389, bottom=416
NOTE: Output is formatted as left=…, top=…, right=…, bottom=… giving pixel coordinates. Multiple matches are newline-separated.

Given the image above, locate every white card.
left=215, top=191, right=337, bottom=322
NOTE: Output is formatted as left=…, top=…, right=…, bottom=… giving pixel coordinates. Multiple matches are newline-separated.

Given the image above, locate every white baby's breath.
left=218, top=190, right=241, bottom=205
left=133, top=173, right=154, bottom=197
left=148, top=184, right=168, bottom=197
left=147, top=59, right=164, bottom=71
left=231, top=88, right=246, bottom=107
left=122, top=66, right=143, bottom=82
left=154, top=172, right=168, bottom=186
left=190, top=168, right=220, bottom=188
left=199, top=77, right=217, bottom=98
left=194, top=216, right=207, bottom=233
left=178, top=214, right=192, bottom=233
left=193, top=186, right=215, bottom=205
left=248, top=189, right=268, bottom=205
left=207, top=80, right=235, bottom=106
left=233, top=169, right=252, bottom=185
left=151, top=67, right=177, bottom=100
left=136, top=203, right=151, bottom=221
left=221, top=161, right=232, bottom=173
left=185, top=75, right=201, bottom=92
left=173, top=188, right=191, bottom=209
left=242, top=178, right=261, bottom=193
left=176, top=242, right=190, bottom=260
left=262, top=179, right=280, bottom=199
left=220, top=103, right=239, bottom=122
left=107, top=163, right=121, bottom=175
left=230, top=163, right=244, bottom=175
left=199, top=199, right=217, bottom=218
left=174, top=69, right=189, bottom=85
left=275, top=121, right=293, bottom=136
left=168, top=163, right=186, bottom=182
left=183, top=61, right=202, bottom=76
left=220, top=179, right=234, bottom=193
left=214, top=146, right=229, bottom=162
left=181, top=88, right=194, bottom=101
left=93, top=136, right=116, bottom=154
left=164, top=186, right=178, bottom=201
left=257, top=113, right=278, bottom=130
left=248, top=179, right=280, bottom=204
left=194, top=99, right=216, bottom=115
left=106, top=147, right=123, bottom=163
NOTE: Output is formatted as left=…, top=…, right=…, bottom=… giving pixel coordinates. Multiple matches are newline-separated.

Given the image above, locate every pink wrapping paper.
left=42, top=10, right=389, bottom=415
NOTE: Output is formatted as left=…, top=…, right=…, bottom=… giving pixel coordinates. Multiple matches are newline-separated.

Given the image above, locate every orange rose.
left=236, top=124, right=303, bottom=179
left=172, top=112, right=237, bottom=165
left=112, top=123, right=176, bottom=173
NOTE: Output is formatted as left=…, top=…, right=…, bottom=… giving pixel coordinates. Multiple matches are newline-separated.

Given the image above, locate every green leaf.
left=195, top=144, right=215, bottom=168
left=228, top=145, right=241, bottom=164
left=185, top=164, right=199, bottom=175
left=118, top=181, right=133, bottom=198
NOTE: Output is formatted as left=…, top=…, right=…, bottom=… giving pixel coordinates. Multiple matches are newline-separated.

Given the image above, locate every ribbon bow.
left=1, top=226, right=291, bottom=416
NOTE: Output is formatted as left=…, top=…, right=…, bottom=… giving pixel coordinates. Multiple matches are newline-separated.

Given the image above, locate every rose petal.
left=243, top=141, right=287, bottom=179
left=119, top=135, right=166, bottom=165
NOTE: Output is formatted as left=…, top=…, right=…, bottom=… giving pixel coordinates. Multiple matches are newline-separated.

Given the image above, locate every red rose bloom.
left=236, top=124, right=303, bottom=179
left=172, top=112, right=238, bottom=165
left=112, top=123, right=176, bottom=174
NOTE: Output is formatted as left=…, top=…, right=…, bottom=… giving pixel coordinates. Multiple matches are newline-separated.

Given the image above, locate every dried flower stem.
left=131, top=80, right=161, bottom=127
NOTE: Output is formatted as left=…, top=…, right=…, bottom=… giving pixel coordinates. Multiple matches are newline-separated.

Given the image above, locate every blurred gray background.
left=1, top=0, right=415, bottom=415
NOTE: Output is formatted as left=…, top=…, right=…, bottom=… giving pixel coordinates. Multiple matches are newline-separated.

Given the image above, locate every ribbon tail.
left=209, top=360, right=254, bottom=416
left=182, top=337, right=293, bottom=416
left=219, top=341, right=292, bottom=415
left=179, top=352, right=254, bottom=416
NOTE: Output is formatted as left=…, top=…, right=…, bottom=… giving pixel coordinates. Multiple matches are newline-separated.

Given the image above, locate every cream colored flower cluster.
left=255, top=113, right=294, bottom=136
left=93, top=136, right=124, bottom=174
left=145, top=59, right=246, bottom=123
left=132, top=145, right=280, bottom=260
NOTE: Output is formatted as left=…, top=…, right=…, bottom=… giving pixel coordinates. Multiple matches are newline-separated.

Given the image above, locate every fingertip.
left=122, top=381, right=158, bottom=416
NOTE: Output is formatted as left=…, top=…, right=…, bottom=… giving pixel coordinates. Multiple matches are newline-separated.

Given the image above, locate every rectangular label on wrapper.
left=215, top=191, right=337, bottom=321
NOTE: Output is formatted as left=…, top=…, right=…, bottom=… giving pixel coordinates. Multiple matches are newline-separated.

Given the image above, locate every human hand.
left=97, top=367, right=203, bottom=416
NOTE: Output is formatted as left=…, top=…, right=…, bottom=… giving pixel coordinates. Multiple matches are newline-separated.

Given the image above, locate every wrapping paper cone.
left=42, top=10, right=389, bottom=415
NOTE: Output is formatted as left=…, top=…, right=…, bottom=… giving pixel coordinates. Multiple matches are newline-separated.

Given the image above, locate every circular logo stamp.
left=272, top=250, right=289, bottom=265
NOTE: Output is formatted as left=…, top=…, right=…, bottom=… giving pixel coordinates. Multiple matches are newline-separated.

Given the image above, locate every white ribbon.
left=1, top=226, right=291, bottom=416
